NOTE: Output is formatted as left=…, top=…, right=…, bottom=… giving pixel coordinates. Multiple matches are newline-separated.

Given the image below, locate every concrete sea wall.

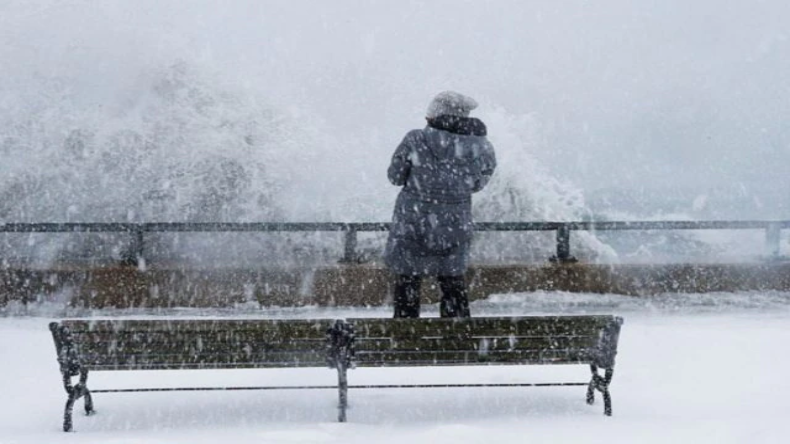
left=3, top=262, right=790, bottom=309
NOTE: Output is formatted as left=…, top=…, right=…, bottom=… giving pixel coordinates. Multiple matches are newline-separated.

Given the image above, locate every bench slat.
left=354, top=335, right=599, bottom=353
left=72, top=347, right=327, bottom=364
left=69, top=332, right=327, bottom=355
left=78, top=348, right=327, bottom=369
left=62, top=319, right=334, bottom=338
left=349, top=316, right=614, bottom=339
left=353, top=348, right=597, bottom=366
left=80, top=358, right=329, bottom=371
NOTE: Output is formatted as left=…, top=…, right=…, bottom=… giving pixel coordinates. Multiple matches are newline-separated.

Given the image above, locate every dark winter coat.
left=384, top=115, right=496, bottom=276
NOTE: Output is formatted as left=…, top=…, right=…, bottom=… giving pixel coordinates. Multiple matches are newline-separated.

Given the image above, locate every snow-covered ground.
left=2, top=292, right=790, bottom=444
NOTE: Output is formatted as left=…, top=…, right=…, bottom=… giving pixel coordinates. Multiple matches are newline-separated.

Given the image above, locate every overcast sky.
left=2, top=0, right=789, bottom=213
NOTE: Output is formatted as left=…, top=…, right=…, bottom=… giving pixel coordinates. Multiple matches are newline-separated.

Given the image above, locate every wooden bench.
left=49, top=315, right=623, bottom=431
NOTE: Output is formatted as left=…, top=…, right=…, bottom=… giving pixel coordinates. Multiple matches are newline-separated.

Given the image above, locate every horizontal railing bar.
left=1, top=220, right=789, bottom=233
left=565, top=220, right=790, bottom=230
left=91, top=382, right=588, bottom=393
left=143, top=222, right=389, bottom=233
left=472, top=222, right=560, bottom=231
left=0, top=222, right=140, bottom=233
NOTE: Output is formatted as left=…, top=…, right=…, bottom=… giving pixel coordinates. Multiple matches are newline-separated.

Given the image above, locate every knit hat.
left=426, top=91, right=478, bottom=119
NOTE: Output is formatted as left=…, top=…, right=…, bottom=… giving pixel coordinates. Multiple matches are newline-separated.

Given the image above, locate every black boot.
left=393, top=275, right=422, bottom=318
left=438, top=275, right=470, bottom=318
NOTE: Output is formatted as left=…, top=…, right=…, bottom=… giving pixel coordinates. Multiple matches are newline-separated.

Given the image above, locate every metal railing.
left=1, top=220, right=788, bottom=264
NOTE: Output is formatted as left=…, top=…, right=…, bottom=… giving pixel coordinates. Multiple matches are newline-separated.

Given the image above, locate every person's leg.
left=438, top=275, right=470, bottom=318
left=393, top=275, right=422, bottom=318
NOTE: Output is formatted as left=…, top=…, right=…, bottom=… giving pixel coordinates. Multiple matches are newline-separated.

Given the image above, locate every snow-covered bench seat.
left=48, top=315, right=623, bottom=431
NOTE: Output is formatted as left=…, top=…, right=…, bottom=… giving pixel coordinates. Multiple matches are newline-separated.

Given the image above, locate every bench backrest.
left=348, top=316, right=623, bottom=368
left=51, top=319, right=336, bottom=371
left=50, top=315, right=623, bottom=372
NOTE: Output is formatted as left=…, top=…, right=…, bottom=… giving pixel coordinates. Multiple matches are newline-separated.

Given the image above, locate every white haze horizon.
left=1, top=0, right=789, bottom=264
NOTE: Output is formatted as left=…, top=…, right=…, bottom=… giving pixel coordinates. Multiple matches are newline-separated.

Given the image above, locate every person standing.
left=384, top=91, right=496, bottom=318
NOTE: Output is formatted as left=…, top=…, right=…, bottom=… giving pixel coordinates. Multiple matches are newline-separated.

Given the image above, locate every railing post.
left=765, top=222, right=781, bottom=259
left=135, top=228, right=145, bottom=265
left=558, top=224, right=570, bottom=262
left=550, top=223, right=576, bottom=263
left=122, top=226, right=145, bottom=267
left=341, top=226, right=358, bottom=263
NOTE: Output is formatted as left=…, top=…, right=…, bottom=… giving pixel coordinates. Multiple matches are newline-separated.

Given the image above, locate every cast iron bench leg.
left=586, top=364, right=614, bottom=416
left=327, top=319, right=354, bottom=422
left=62, top=369, right=94, bottom=431
left=337, top=361, right=348, bottom=422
